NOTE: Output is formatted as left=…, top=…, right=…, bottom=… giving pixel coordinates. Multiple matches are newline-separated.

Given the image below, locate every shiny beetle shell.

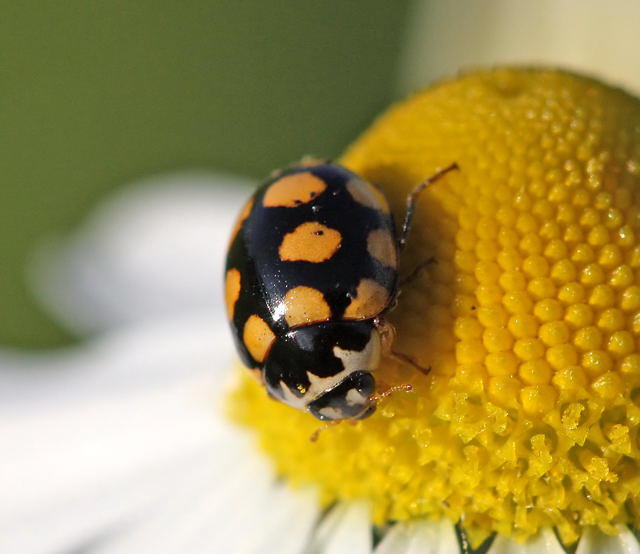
left=225, top=162, right=399, bottom=420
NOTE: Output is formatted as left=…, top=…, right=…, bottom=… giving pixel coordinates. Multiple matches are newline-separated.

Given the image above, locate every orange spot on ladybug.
left=346, top=178, right=390, bottom=214
left=225, top=268, right=242, bottom=319
left=263, top=172, right=327, bottom=208
left=367, top=228, right=397, bottom=268
left=344, top=278, right=390, bottom=320
left=243, top=315, right=276, bottom=363
left=279, top=222, right=342, bottom=263
left=282, top=286, right=331, bottom=327
left=229, top=197, right=254, bottom=245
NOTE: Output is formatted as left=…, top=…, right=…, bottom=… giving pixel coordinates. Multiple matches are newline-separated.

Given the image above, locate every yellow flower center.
left=229, top=68, right=640, bottom=547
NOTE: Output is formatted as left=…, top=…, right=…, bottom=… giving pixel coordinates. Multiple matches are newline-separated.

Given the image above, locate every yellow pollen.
left=228, top=69, right=640, bottom=548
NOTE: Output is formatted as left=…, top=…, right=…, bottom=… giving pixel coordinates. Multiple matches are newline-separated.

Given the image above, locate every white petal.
left=0, top=304, right=327, bottom=554
left=375, top=518, right=458, bottom=554
left=489, top=527, right=565, bottom=553
left=92, top=441, right=280, bottom=554
left=0, top=444, right=225, bottom=554
left=0, top=316, right=231, bottom=412
left=30, top=171, right=254, bottom=334
left=305, top=502, right=372, bottom=554
left=576, top=525, right=640, bottom=554
left=0, top=315, right=242, bottom=553
left=229, top=486, right=320, bottom=554
left=399, top=0, right=640, bottom=96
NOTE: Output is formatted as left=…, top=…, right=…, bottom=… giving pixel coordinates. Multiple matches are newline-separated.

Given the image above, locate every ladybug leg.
left=299, top=155, right=331, bottom=166
left=400, top=256, right=437, bottom=287
left=247, top=367, right=265, bottom=385
left=311, top=412, right=374, bottom=442
left=388, top=351, right=431, bottom=376
left=398, top=162, right=459, bottom=250
left=374, top=317, right=431, bottom=376
left=310, top=420, right=341, bottom=442
left=270, top=156, right=331, bottom=179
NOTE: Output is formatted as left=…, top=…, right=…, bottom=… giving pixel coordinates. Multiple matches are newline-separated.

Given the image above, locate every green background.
left=1, top=1, right=410, bottom=348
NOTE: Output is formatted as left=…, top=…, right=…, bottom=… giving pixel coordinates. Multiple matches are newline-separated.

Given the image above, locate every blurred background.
left=1, top=1, right=410, bottom=348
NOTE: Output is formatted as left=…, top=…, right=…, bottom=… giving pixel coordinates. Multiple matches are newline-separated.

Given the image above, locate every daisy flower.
left=230, top=68, right=640, bottom=552
left=4, top=68, right=640, bottom=554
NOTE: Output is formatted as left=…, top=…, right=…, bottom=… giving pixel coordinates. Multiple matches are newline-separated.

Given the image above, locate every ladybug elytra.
left=225, top=160, right=457, bottom=421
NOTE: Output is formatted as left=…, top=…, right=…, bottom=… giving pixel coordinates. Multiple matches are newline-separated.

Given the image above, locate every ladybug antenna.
left=370, top=382, right=413, bottom=405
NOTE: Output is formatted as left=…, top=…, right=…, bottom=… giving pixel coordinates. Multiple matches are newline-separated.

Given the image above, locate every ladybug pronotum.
left=225, top=160, right=457, bottom=421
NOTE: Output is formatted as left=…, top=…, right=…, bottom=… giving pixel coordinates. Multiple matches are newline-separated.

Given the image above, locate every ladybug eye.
left=307, top=371, right=375, bottom=421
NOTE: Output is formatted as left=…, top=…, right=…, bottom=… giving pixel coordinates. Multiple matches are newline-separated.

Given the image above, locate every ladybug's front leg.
left=373, top=317, right=431, bottom=376
left=398, top=162, right=459, bottom=250
left=400, top=256, right=437, bottom=288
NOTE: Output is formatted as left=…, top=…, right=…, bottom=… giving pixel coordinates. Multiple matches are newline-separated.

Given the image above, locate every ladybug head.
left=306, top=369, right=376, bottom=421
left=262, top=320, right=381, bottom=420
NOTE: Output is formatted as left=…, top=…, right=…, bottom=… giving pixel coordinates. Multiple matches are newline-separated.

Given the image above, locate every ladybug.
left=225, top=160, right=457, bottom=421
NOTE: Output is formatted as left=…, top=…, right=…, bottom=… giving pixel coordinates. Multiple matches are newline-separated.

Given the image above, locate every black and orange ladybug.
left=225, top=160, right=457, bottom=421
